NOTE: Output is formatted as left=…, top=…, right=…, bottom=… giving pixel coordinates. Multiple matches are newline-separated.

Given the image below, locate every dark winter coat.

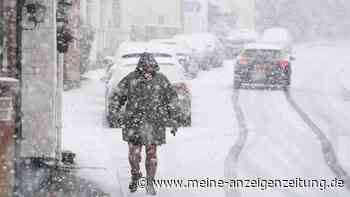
left=109, top=53, right=180, bottom=145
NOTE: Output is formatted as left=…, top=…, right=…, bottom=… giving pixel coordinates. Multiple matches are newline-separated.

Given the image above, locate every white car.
left=106, top=42, right=192, bottom=127
left=226, top=29, right=259, bottom=58
left=150, top=38, right=200, bottom=79
left=173, top=33, right=224, bottom=70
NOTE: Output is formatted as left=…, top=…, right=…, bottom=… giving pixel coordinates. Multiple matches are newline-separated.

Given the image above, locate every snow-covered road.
left=63, top=40, right=350, bottom=197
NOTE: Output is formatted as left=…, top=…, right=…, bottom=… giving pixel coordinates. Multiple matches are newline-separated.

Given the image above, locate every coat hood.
left=136, top=52, right=160, bottom=74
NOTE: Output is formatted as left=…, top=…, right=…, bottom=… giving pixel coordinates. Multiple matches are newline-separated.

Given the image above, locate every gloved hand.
left=170, top=127, right=178, bottom=136
left=167, top=119, right=179, bottom=136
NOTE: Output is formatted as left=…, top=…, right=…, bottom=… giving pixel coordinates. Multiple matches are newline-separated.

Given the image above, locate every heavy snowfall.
left=63, top=41, right=350, bottom=197
left=1, top=0, right=350, bottom=197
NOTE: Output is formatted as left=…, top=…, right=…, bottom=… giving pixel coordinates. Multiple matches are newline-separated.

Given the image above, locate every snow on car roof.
left=150, top=39, right=178, bottom=45
left=245, top=42, right=286, bottom=50
left=116, top=42, right=179, bottom=67
left=227, top=29, right=259, bottom=41
left=117, top=42, right=177, bottom=58
left=150, top=39, right=191, bottom=54
left=262, top=27, right=292, bottom=43
left=146, top=43, right=177, bottom=54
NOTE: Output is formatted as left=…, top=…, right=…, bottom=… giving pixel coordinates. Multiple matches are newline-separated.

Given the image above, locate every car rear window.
left=122, top=53, right=141, bottom=58
left=122, top=53, right=172, bottom=59
left=176, top=53, right=186, bottom=56
left=162, top=42, right=177, bottom=45
left=244, top=49, right=281, bottom=60
left=158, top=63, right=175, bottom=66
left=152, top=53, right=172, bottom=58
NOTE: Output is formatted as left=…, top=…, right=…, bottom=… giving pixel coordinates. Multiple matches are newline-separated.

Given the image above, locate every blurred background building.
left=183, top=0, right=209, bottom=33
left=79, top=0, right=183, bottom=61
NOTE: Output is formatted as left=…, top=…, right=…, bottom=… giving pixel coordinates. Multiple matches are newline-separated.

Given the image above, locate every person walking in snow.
left=109, top=52, right=180, bottom=195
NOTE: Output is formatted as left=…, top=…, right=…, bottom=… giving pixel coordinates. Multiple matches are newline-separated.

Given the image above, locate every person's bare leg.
left=128, top=143, right=143, bottom=192
left=145, top=144, right=157, bottom=195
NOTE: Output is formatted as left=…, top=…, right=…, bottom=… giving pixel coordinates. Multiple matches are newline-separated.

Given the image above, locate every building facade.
left=79, top=0, right=121, bottom=60
left=183, top=0, right=209, bottom=33
left=220, top=0, right=255, bottom=30
left=79, top=0, right=183, bottom=60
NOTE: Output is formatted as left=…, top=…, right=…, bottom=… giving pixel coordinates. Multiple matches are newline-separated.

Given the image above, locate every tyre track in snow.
left=225, top=88, right=350, bottom=197
left=224, top=89, right=248, bottom=197
left=284, top=90, right=350, bottom=191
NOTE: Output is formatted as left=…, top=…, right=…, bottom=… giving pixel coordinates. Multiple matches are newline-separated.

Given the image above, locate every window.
left=244, top=49, right=281, bottom=61
left=112, top=0, right=121, bottom=28
left=122, top=53, right=172, bottom=59
left=158, top=15, right=165, bottom=25
left=86, top=0, right=93, bottom=26
left=152, top=53, right=172, bottom=58
left=122, top=53, right=142, bottom=58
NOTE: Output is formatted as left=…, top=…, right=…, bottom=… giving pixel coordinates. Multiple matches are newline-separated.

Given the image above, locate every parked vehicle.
left=173, top=33, right=224, bottom=70
left=150, top=39, right=200, bottom=79
left=106, top=42, right=192, bottom=127
left=225, top=29, right=258, bottom=59
left=234, top=42, right=295, bottom=90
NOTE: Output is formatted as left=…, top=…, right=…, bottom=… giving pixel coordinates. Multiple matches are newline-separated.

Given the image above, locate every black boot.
left=145, top=177, right=156, bottom=195
left=129, top=173, right=142, bottom=193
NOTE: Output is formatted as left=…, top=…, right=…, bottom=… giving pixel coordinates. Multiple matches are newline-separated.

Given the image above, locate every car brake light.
left=238, top=56, right=248, bottom=65
left=279, top=59, right=289, bottom=69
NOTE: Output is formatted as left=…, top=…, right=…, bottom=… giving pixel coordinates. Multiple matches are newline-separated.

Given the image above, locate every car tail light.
left=174, top=83, right=189, bottom=93
left=238, top=56, right=248, bottom=65
left=279, top=59, right=289, bottom=70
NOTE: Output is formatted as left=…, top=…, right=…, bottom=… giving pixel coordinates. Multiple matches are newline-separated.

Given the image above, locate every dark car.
left=234, top=43, right=294, bottom=90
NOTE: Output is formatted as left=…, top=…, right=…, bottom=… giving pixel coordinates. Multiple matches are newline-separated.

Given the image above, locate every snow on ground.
left=62, top=70, right=122, bottom=195
left=232, top=40, right=350, bottom=197
left=62, top=40, right=350, bottom=197
left=237, top=90, right=348, bottom=196
left=292, top=40, right=350, bottom=174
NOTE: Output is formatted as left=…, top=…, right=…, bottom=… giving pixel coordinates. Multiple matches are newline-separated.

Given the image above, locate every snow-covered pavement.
left=63, top=61, right=237, bottom=196
left=62, top=40, right=350, bottom=197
